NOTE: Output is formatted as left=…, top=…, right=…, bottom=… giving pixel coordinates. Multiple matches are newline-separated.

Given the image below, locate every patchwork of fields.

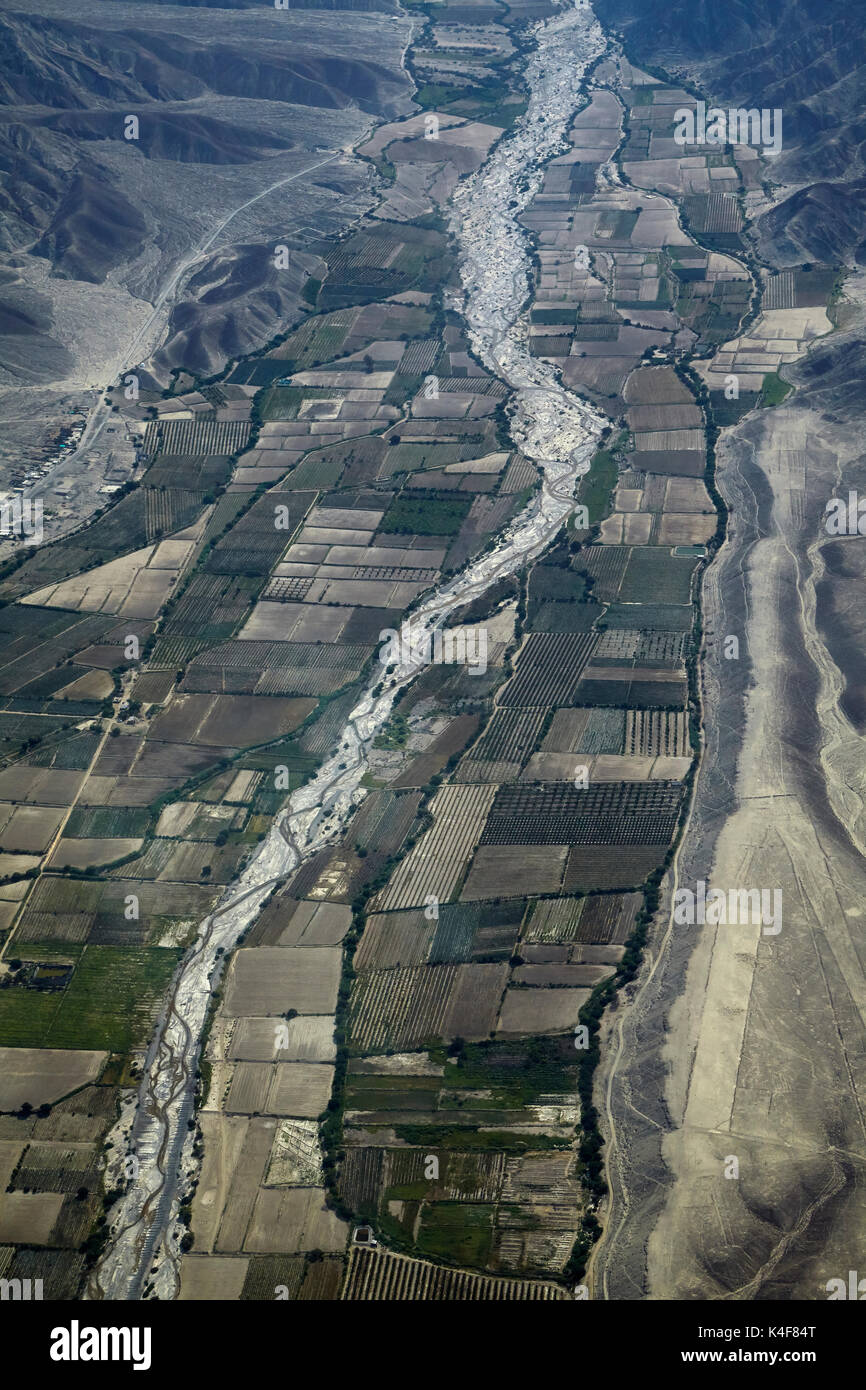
left=0, top=0, right=834, bottom=1304
left=0, top=0, right=545, bottom=1298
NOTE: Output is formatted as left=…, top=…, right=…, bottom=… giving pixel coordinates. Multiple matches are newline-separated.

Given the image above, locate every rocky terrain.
left=0, top=0, right=413, bottom=532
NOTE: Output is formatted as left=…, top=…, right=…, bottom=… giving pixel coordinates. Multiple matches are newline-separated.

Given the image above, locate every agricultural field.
left=0, top=946, right=182, bottom=1052
left=348, top=963, right=507, bottom=1052
left=372, top=784, right=496, bottom=912
left=498, top=633, right=598, bottom=706
left=478, top=781, right=683, bottom=846
left=190, top=895, right=351, bottom=1269
left=342, top=1245, right=568, bottom=1300
left=222, top=947, right=341, bottom=1017
left=316, top=36, right=734, bottom=1298
left=0, top=1, right=738, bottom=1302
left=0, top=1047, right=106, bottom=1111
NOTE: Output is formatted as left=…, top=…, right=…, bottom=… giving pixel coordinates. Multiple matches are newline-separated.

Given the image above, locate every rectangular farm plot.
left=447, top=963, right=509, bottom=1039
left=350, top=964, right=455, bottom=1054
left=624, top=365, right=695, bottom=405
left=463, top=707, right=547, bottom=767
left=184, top=639, right=370, bottom=700
left=657, top=512, right=715, bottom=546
left=223, top=948, right=341, bottom=1017
left=227, top=1016, right=336, bottom=1063
left=625, top=709, right=690, bottom=757
left=14, top=877, right=215, bottom=949
left=0, top=805, right=65, bottom=853
left=604, top=602, right=694, bottom=632
left=144, top=418, right=251, bottom=457
left=575, top=667, right=688, bottom=709
left=630, top=450, right=705, bottom=477
left=0, top=1140, right=27, bottom=1195
left=192, top=1115, right=274, bottom=1255
left=224, top=1062, right=271, bottom=1116
left=498, top=633, right=598, bottom=707
left=148, top=694, right=314, bottom=747
left=305, top=506, right=385, bottom=532
left=524, top=752, right=689, bottom=782
left=355, top=909, right=435, bottom=971
left=315, top=578, right=426, bottom=608
left=497, top=988, right=588, bottom=1036
left=348, top=791, right=423, bottom=861
left=196, top=695, right=315, bottom=746
left=564, top=845, right=665, bottom=892
left=349, top=963, right=507, bottom=1052
left=268, top=1063, right=334, bottom=1118
left=523, top=898, right=585, bottom=944
left=315, top=544, right=446, bottom=570
left=428, top=901, right=518, bottom=965
left=180, top=1257, right=250, bottom=1301
left=11, top=1141, right=101, bottom=1202
left=224, top=1062, right=334, bottom=1119
left=626, top=404, right=702, bottom=432
left=48, top=837, right=143, bottom=871
left=541, top=707, right=625, bottom=755
left=460, top=846, right=567, bottom=900
left=0, top=1192, right=65, bottom=1246
left=373, top=784, right=496, bottom=912
left=575, top=893, right=642, bottom=945
left=480, top=781, right=682, bottom=846
left=0, top=768, right=86, bottom=807
left=240, top=601, right=350, bottom=643
left=271, top=900, right=352, bottom=948
left=578, top=546, right=630, bottom=602
left=618, top=548, right=698, bottom=604
left=0, top=1047, right=107, bottom=1110
left=0, top=946, right=182, bottom=1051
left=663, top=476, right=714, bottom=512
left=512, top=963, right=610, bottom=988
left=341, top=1243, right=568, bottom=1300
left=244, top=1188, right=346, bottom=1255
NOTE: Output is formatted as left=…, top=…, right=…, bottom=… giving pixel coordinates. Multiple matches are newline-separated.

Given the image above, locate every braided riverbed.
left=93, top=0, right=610, bottom=1300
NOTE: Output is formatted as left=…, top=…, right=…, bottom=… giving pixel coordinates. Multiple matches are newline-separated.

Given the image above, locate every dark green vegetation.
left=759, top=371, right=793, bottom=407
left=0, top=945, right=181, bottom=1050
left=379, top=492, right=471, bottom=536
left=576, top=446, right=619, bottom=526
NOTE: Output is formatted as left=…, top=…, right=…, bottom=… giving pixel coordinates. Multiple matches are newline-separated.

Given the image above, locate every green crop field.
left=379, top=493, right=470, bottom=536
left=0, top=945, right=182, bottom=1051
left=619, top=549, right=698, bottom=605
left=65, top=807, right=151, bottom=839
left=577, top=447, right=618, bottom=526
left=760, top=371, right=793, bottom=407
left=416, top=1203, right=495, bottom=1267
